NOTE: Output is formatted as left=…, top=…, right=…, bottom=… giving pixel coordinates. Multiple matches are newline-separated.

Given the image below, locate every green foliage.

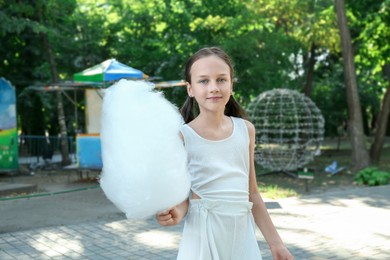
left=0, top=0, right=388, bottom=140
left=347, top=0, right=389, bottom=134
left=355, top=167, right=390, bottom=186
left=311, top=55, right=347, bottom=136
left=258, top=184, right=297, bottom=199
left=348, top=0, right=389, bottom=78
left=227, top=30, right=304, bottom=106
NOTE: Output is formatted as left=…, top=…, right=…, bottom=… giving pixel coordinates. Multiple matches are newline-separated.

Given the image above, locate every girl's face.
left=187, top=55, right=232, bottom=114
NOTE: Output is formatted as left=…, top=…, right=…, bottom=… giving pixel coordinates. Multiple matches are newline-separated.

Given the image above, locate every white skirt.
left=177, top=199, right=262, bottom=260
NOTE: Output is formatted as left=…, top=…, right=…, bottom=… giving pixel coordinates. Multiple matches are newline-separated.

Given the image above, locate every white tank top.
left=180, top=117, right=250, bottom=202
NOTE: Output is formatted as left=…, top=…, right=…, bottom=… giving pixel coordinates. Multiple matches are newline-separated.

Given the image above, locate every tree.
left=1, top=0, right=387, bottom=169
left=334, top=0, right=370, bottom=171
left=41, top=32, right=71, bottom=166
left=36, top=0, right=78, bottom=166
left=346, top=0, right=390, bottom=163
left=370, top=72, right=390, bottom=164
left=0, top=0, right=77, bottom=165
left=248, top=0, right=340, bottom=97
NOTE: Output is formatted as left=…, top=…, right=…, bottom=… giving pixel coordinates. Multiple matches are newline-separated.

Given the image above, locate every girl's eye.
left=217, top=78, right=227, bottom=83
left=199, top=79, right=208, bottom=84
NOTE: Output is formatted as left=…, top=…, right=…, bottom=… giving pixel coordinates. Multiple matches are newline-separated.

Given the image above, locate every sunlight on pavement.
left=104, top=220, right=141, bottom=231
left=135, top=230, right=179, bottom=249
left=270, top=193, right=390, bottom=259
left=29, top=231, right=84, bottom=257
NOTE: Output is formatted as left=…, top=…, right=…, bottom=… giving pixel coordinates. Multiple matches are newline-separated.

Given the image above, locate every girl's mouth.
left=207, top=96, right=222, bottom=101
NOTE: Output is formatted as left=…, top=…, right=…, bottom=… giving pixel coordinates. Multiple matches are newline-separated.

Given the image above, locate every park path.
left=0, top=185, right=389, bottom=259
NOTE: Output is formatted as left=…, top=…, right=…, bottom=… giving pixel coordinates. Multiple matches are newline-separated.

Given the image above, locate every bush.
left=355, top=167, right=390, bottom=186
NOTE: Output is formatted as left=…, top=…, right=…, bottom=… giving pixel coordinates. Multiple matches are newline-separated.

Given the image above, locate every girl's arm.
left=156, top=199, right=189, bottom=226
left=245, top=120, right=294, bottom=260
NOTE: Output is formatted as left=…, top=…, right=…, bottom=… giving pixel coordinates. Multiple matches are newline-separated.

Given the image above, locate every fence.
left=18, top=135, right=76, bottom=168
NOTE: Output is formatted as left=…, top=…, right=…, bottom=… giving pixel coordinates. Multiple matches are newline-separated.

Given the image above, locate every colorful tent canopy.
left=0, top=78, right=18, bottom=170
left=73, top=59, right=148, bottom=83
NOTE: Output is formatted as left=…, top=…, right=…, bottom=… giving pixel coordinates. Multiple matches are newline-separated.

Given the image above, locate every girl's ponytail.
left=180, top=97, right=195, bottom=123
left=225, top=96, right=247, bottom=119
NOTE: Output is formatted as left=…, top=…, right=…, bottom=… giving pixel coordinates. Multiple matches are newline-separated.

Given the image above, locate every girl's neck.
left=197, top=112, right=228, bottom=128
left=189, top=112, right=232, bottom=141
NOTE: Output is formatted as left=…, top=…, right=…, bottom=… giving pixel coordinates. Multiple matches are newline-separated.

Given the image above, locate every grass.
left=256, top=137, right=390, bottom=199
left=258, top=184, right=298, bottom=199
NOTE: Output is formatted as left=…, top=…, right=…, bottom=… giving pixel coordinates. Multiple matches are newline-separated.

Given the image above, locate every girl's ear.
left=186, top=82, right=193, bottom=97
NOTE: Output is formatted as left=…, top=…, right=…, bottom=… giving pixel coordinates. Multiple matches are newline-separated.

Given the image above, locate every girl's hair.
left=180, top=47, right=247, bottom=123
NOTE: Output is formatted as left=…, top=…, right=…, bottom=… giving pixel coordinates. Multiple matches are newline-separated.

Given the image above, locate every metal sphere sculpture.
left=247, top=88, right=325, bottom=171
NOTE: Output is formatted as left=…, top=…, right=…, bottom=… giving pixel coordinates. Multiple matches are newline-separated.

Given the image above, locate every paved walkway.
left=0, top=185, right=389, bottom=259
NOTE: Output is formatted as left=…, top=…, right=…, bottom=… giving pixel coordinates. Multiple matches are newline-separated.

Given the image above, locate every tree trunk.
left=303, top=43, right=316, bottom=97
left=370, top=84, right=390, bottom=164
left=334, top=0, right=370, bottom=172
left=41, top=32, right=71, bottom=166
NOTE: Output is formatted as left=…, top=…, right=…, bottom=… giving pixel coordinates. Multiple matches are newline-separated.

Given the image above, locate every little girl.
left=157, top=47, right=294, bottom=260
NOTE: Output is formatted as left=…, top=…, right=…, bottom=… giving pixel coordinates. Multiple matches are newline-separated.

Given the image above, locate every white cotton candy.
left=99, top=79, right=191, bottom=219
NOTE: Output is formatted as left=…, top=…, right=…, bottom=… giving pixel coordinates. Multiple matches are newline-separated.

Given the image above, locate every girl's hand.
left=156, top=207, right=183, bottom=226
left=270, top=244, right=294, bottom=260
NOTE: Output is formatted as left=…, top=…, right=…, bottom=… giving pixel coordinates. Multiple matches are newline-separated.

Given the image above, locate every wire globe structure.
left=247, top=88, right=325, bottom=172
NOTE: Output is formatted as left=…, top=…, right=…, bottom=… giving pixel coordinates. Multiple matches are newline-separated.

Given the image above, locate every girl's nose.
left=209, top=81, right=219, bottom=92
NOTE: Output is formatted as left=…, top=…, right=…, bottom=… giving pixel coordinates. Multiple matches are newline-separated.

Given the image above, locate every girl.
left=156, top=47, right=294, bottom=260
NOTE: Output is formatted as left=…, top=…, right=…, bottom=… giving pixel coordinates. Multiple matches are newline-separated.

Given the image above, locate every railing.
left=18, top=135, right=76, bottom=168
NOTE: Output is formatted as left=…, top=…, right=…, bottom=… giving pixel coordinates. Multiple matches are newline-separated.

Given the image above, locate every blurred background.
left=0, top=0, right=388, bottom=181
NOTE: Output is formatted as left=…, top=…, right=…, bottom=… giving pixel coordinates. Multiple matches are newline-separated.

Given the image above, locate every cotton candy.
left=99, top=79, right=190, bottom=219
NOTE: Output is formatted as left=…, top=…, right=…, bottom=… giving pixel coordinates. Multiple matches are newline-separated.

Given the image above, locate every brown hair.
left=180, top=47, right=247, bottom=123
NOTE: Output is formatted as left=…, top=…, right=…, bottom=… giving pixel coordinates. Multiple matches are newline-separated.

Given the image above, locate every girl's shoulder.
left=233, top=117, right=255, bottom=132
left=233, top=117, right=255, bottom=139
left=243, top=119, right=254, bottom=129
